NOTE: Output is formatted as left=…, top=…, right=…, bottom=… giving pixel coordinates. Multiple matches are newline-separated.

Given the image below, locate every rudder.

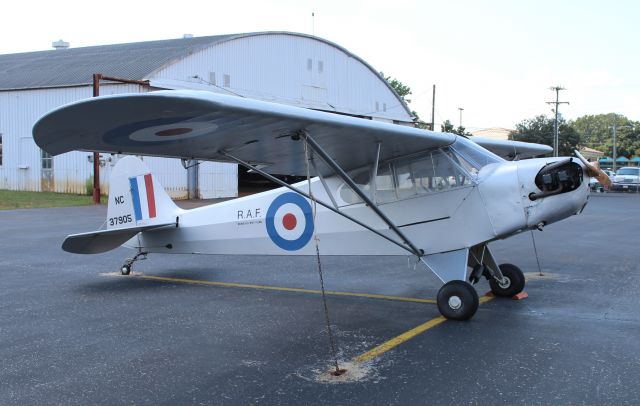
left=107, top=156, right=180, bottom=229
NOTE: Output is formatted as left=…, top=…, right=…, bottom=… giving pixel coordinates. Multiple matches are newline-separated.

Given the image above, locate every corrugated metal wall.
left=0, top=84, right=238, bottom=198
left=0, top=33, right=406, bottom=198
left=149, top=33, right=412, bottom=123
left=199, top=161, right=237, bottom=199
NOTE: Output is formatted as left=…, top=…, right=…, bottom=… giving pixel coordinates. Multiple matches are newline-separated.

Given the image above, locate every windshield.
left=449, top=137, right=504, bottom=175
left=617, top=168, right=639, bottom=176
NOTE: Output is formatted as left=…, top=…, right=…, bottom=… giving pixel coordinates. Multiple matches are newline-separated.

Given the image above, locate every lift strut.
left=300, top=132, right=424, bottom=258
left=220, top=151, right=417, bottom=256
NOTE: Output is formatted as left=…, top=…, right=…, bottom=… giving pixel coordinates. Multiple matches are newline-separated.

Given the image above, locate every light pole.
left=458, top=107, right=464, bottom=128
left=609, top=116, right=633, bottom=172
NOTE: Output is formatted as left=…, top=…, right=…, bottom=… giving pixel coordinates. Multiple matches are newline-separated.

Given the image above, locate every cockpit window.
left=339, top=147, right=476, bottom=205
left=449, top=137, right=503, bottom=174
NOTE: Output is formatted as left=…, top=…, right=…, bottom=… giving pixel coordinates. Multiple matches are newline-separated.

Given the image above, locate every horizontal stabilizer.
left=62, top=223, right=175, bottom=254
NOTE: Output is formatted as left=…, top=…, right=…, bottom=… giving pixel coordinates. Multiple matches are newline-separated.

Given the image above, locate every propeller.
left=574, top=150, right=612, bottom=188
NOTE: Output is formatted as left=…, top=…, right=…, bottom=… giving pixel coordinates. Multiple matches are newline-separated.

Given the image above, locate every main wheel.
left=489, top=263, right=525, bottom=297
left=121, top=264, right=132, bottom=275
left=437, top=280, right=479, bottom=321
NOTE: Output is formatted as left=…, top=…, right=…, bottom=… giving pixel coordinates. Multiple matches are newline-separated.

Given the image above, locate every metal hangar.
left=0, top=32, right=413, bottom=198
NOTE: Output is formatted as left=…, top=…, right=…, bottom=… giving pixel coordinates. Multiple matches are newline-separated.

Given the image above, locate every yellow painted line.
left=133, top=275, right=437, bottom=304
left=354, top=316, right=447, bottom=362
left=118, top=274, right=499, bottom=363
left=354, top=294, right=495, bottom=363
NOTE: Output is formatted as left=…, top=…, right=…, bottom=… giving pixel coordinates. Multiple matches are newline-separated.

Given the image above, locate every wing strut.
left=220, top=151, right=416, bottom=256
left=301, top=131, right=424, bottom=258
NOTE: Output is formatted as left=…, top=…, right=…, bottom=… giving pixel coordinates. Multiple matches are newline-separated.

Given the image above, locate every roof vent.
left=183, top=34, right=194, bottom=39
left=52, top=39, right=70, bottom=50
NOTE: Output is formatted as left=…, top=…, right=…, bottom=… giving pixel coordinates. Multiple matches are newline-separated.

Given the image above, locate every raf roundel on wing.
left=265, top=193, right=314, bottom=251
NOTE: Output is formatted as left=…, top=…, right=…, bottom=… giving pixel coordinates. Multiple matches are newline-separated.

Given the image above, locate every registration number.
left=109, top=214, right=133, bottom=226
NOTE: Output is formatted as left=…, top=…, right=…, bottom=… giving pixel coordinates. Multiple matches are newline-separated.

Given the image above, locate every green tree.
left=570, top=114, right=640, bottom=157
left=513, top=115, right=580, bottom=156
left=380, top=72, right=430, bottom=130
left=440, top=119, right=471, bottom=136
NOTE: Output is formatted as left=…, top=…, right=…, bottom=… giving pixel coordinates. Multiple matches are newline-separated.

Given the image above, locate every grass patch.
left=0, top=189, right=106, bottom=210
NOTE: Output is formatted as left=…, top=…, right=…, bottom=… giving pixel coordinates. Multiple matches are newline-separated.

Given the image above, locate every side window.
left=396, top=150, right=473, bottom=195
left=395, top=161, right=417, bottom=199
left=431, top=150, right=471, bottom=190
left=339, top=149, right=474, bottom=206
left=339, top=169, right=369, bottom=205
left=411, top=155, right=437, bottom=194
left=375, top=163, right=396, bottom=203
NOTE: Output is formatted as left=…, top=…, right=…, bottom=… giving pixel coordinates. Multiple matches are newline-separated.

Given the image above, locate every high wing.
left=33, top=90, right=454, bottom=176
left=471, top=137, right=552, bottom=160
left=33, top=90, right=550, bottom=172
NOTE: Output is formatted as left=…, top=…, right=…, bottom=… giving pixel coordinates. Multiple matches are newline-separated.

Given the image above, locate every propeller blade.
left=574, top=150, right=612, bottom=187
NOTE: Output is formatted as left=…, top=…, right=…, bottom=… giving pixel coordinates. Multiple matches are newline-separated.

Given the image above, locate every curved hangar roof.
left=0, top=32, right=412, bottom=122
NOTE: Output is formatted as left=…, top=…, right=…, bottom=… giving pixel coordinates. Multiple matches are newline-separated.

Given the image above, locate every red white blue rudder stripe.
left=129, top=174, right=157, bottom=221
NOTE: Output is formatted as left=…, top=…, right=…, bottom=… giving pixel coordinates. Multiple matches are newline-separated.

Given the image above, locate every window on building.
left=307, top=58, right=313, bottom=71
left=0, top=134, right=3, bottom=166
left=209, top=72, right=216, bottom=86
left=41, top=149, right=53, bottom=170
left=223, top=74, right=231, bottom=87
left=375, top=101, right=380, bottom=112
left=318, top=60, right=324, bottom=73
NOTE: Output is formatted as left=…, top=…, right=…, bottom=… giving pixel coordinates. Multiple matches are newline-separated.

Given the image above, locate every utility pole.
left=431, top=84, right=436, bottom=131
left=92, top=74, right=101, bottom=204
left=612, top=120, right=618, bottom=172
left=609, top=115, right=633, bottom=172
left=546, top=86, right=569, bottom=157
left=91, top=74, right=150, bottom=204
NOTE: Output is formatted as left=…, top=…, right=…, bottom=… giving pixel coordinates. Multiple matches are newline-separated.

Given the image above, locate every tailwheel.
left=489, top=263, right=525, bottom=297
left=119, top=251, right=147, bottom=276
left=437, top=280, right=479, bottom=321
left=121, top=263, right=132, bottom=275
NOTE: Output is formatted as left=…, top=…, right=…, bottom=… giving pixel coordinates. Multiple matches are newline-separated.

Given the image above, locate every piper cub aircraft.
left=33, top=90, right=610, bottom=321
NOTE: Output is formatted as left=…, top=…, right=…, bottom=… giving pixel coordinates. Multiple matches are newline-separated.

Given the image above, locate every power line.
left=546, top=86, right=569, bottom=157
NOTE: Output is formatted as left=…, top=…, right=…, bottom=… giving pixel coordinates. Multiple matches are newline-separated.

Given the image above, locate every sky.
left=2, top=0, right=639, bottom=131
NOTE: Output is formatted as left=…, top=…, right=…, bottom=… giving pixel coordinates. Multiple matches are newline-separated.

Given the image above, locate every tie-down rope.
left=304, top=140, right=344, bottom=376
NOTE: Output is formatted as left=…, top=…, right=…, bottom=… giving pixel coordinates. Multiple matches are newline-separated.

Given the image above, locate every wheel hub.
left=448, top=295, right=462, bottom=310
left=498, top=276, right=511, bottom=289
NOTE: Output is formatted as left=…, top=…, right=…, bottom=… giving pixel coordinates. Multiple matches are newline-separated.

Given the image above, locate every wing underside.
left=33, top=90, right=455, bottom=176
left=471, top=137, right=552, bottom=160
left=34, top=90, right=550, bottom=173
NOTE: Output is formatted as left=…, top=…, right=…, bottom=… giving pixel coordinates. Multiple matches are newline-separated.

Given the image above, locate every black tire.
left=437, top=280, right=479, bottom=321
left=121, top=264, right=131, bottom=275
left=489, top=263, right=525, bottom=297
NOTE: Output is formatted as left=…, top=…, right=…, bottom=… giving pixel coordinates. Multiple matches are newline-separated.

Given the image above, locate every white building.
left=0, top=32, right=413, bottom=198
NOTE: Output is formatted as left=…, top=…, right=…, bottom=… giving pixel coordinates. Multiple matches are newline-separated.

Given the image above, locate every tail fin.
left=106, top=156, right=179, bottom=229
left=62, top=156, right=179, bottom=254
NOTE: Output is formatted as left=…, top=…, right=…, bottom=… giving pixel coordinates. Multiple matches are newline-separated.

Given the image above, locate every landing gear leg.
left=120, top=251, right=148, bottom=275
left=469, top=244, right=526, bottom=297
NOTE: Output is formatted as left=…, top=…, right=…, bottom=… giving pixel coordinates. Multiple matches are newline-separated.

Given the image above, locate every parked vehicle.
left=611, top=167, right=640, bottom=192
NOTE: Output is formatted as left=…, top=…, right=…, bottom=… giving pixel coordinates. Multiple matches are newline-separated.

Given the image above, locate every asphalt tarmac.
left=1, top=193, right=639, bottom=405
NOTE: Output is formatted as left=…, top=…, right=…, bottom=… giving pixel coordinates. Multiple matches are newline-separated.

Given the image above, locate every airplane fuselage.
left=133, top=156, right=589, bottom=257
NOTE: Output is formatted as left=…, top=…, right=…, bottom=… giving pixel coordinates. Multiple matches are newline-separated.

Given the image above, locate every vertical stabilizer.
left=106, top=156, right=180, bottom=229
